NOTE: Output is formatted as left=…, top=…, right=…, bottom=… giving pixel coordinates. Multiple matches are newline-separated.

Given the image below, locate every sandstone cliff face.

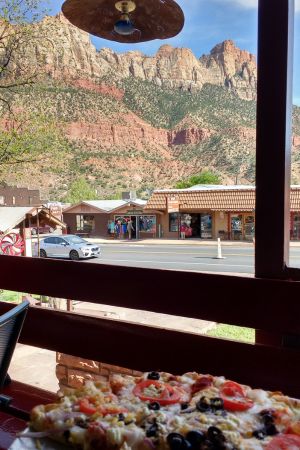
left=25, top=14, right=257, bottom=100
left=66, top=120, right=213, bottom=148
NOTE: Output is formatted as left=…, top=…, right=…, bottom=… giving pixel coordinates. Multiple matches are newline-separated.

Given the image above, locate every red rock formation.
left=66, top=120, right=213, bottom=148
left=169, top=128, right=213, bottom=145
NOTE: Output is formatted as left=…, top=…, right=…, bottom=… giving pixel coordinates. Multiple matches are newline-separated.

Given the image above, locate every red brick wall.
left=56, top=353, right=142, bottom=392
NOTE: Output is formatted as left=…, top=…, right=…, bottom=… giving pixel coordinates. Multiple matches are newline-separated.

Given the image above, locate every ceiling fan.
left=62, top=0, right=185, bottom=44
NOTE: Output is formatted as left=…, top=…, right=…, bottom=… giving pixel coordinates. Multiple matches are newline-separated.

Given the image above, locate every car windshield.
left=64, top=236, right=87, bottom=245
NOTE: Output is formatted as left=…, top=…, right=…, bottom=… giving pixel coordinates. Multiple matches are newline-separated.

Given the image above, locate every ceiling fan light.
left=114, top=14, right=135, bottom=35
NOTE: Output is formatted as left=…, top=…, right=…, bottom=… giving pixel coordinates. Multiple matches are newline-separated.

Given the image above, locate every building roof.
left=63, top=199, right=147, bottom=214
left=155, top=184, right=255, bottom=192
left=0, top=207, right=35, bottom=233
left=0, top=206, right=66, bottom=234
left=145, top=186, right=300, bottom=212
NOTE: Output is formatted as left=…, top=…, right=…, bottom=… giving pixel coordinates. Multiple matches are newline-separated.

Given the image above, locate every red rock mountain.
left=26, top=14, right=257, bottom=100
left=2, top=14, right=300, bottom=197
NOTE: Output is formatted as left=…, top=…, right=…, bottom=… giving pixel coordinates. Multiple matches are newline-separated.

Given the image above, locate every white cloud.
left=230, top=0, right=258, bottom=8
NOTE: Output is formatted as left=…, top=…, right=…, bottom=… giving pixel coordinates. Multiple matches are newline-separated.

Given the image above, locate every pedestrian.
left=180, top=223, right=186, bottom=239
left=115, top=221, right=120, bottom=239
left=127, top=219, right=135, bottom=240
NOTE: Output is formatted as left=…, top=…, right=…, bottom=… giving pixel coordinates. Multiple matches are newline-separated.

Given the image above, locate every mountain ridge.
left=0, top=14, right=299, bottom=199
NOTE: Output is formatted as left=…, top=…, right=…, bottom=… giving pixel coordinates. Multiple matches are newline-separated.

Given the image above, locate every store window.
left=138, top=216, right=156, bottom=234
left=169, top=213, right=179, bottom=232
left=231, top=214, right=243, bottom=240
left=292, top=214, right=300, bottom=240
left=201, top=214, right=212, bottom=239
left=180, top=214, right=193, bottom=237
left=76, top=215, right=95, bottom=233
left=244, top=215, right=255, bottom=240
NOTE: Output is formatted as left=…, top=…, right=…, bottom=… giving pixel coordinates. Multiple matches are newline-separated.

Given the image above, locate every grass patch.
left=207, top=324, right=255, bottom=343
left=0, top=290, right=23, bottom=303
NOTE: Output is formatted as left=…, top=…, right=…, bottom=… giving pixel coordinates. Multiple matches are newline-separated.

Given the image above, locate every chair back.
left=0, top=301, right=29, bottom=389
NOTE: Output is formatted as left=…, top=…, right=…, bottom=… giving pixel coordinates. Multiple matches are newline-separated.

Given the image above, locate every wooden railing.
left=1, top=258, right=300, bottom=398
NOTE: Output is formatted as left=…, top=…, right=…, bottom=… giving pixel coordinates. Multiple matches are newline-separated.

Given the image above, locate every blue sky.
left=43, top=0, right=300, bottom=104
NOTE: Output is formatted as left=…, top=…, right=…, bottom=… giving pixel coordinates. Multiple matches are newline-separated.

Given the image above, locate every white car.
left=38, top=235, right=101, bottom=260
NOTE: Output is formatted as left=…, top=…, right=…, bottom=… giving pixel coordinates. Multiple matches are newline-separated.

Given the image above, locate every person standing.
left=127, top=219, right=135, bottom=240
left=180, top=223, right=186, bottom=239
left=115, top=221, right=120, bottom=239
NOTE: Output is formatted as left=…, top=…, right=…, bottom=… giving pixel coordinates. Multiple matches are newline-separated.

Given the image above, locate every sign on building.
left=48, top=202, right=63, bottom=220
left=167, top=195, right=179, bottom=213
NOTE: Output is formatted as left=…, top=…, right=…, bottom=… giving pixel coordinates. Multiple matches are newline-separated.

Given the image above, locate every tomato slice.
left=266, top=434, right=300, bottom=449
left=78, top=398, right=97, bottom=415
left=133, top=379, right=182, bottom=405
left=220, top=381, right=254, bottom=412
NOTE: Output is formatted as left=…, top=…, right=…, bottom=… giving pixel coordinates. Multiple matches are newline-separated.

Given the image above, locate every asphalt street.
left=85, top=243, right=300, bottom=274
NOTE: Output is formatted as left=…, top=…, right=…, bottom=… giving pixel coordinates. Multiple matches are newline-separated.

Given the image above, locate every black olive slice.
left=147, top=371, right=160, bottom=380
left=265, top=424, right=278, bottom=436
left=207, top=426, right=226, bottom=443
left=149, top=401, right=160, bottom=411
left=185, top=430, right=206, bottom=446
left=196, top=396, right=211, bottom=412
left=167, top=433, right=185, bottom=450
left=253, top=429, right=267, bottom=440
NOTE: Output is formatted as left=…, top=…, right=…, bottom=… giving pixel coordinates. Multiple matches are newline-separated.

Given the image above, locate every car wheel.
left=40, top=249, right=47, bottom=258
left=70, top=250, right=80, bottom=261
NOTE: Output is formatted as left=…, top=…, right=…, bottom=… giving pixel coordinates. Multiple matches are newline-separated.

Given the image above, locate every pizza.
left=18, top=371, right=300, bottom=449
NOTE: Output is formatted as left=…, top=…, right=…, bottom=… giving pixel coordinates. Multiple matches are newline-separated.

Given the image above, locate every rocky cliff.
left=0, top=14, right=299, bottom=199
left=25, top=14, right=257, bottom=100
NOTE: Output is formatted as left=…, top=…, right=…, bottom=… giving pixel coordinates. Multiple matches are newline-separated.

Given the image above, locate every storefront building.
left=145, top=185, right=300, bottom=240
left=63, top=199, right=159, bottom=239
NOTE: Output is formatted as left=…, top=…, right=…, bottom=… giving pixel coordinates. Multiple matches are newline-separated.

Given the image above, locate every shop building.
left=0, top=185, right=46, bottom=206
left=63, top=199, right=159, bottom=239
left=145, top=185, right=300, bottom=240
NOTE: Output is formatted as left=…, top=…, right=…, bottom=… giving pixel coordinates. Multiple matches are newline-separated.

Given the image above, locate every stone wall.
left=56, top=353, right=142, bottom=392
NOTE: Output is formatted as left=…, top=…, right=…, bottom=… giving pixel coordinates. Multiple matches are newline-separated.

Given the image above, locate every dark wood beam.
left=1, top=303, right=300, bottom=398
left=255, top=0, right=294, bottom=278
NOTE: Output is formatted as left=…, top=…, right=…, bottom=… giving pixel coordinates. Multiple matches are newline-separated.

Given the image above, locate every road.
left=85, top=243, right=300, bottom=274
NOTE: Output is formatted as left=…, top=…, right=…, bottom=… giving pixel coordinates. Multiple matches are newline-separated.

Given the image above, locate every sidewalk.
left=86, top=237, right=300, bottom=247
left=87, top=237, right=256, bottom=246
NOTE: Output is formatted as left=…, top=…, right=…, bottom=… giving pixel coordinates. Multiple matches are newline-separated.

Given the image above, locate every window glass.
left=43, top=237, right=56, bottom=244
left=76, top=215, right=95, bottom=233
left=169, top=213, right=179, bottom=232
left=0, top=1, right=258, bottom=276
left=289, top=2, right=300, bottom=269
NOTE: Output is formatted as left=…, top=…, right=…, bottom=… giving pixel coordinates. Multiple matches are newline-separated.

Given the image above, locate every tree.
left=0, top=113, right=69, bottom=169
left=64, top=178, right=98, bottom=204
left=175, top=170, right=221, bottom=189
left=0, top=0, right=50, bottom=165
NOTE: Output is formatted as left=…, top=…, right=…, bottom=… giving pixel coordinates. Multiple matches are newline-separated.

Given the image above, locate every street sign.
left=167, top=195, right=179, bottom=213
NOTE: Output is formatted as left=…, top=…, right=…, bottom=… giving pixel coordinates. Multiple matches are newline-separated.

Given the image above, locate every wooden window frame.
left=0, top=0, right=298, bottom=297
left=0, top=0, right=300, bottom=395
left=255, top=0, right=298, bottom=279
